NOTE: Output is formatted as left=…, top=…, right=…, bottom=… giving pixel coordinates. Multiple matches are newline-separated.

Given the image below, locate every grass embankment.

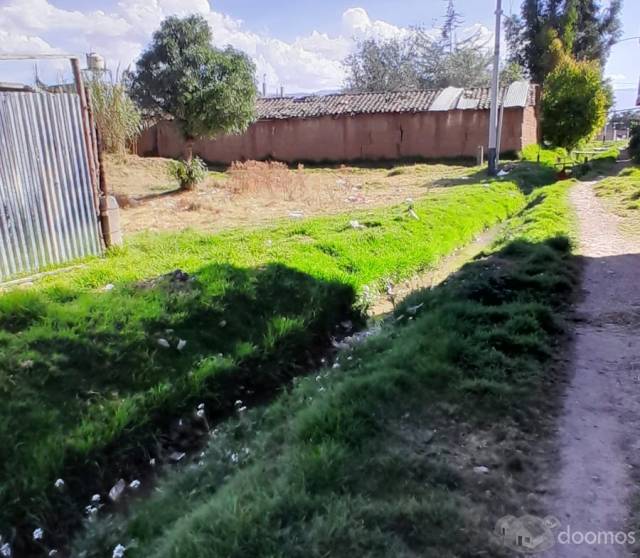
left=71, top=177, right=578, bottom=557
left=594, top=165, right=640, bottom=234
left=0, top=181, right=523, bottom=548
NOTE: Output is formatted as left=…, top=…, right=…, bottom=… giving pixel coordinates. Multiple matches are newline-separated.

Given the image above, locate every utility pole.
left=487, top=0, right=503, bottom=176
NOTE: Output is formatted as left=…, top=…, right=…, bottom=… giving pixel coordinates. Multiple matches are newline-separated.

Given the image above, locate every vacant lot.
left=105, top=155, right=481, bottom=234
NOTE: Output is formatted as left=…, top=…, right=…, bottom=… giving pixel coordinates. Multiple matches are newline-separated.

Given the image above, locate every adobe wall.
left=138, top=107, right=537, bottom=165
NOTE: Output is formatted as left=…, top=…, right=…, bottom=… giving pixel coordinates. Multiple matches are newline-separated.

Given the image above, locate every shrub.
left=541, top=39, right=609, bottom=152
left=629, top=124, right=640, bottom=164
left=168, top=156, right=208, bottom=190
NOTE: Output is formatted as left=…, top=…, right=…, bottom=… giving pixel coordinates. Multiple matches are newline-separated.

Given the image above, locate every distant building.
left=138, top=81, right=540, bottom=164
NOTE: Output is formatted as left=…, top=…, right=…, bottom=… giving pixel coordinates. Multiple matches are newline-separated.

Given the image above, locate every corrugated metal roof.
left=503, top=81, right=533, bottom=108
left=257, top=82, right=536, bottom=120
left=429, top=87, right=464, bottom=111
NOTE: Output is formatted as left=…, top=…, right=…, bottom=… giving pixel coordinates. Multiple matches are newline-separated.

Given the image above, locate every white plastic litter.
left=177, top=339, right=187, bottom=351
left=32, top=528, right=43, bottom=541
left=54, top=479, right=65, bottom=490
left=109, top=479, right=126, bottom=502
left=112, top=544, right=126, bottom=558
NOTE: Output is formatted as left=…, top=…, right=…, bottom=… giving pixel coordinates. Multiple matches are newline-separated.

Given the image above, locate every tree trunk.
left=183, top=138, right=194, bottom=164
left=181, top=138, right=195, bottom=191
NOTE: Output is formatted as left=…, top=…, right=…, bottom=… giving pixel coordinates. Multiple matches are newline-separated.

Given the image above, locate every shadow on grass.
left=0, top=261, right=359, bottom=554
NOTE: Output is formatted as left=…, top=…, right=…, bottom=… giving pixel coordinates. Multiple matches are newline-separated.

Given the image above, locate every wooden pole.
left=70, top=57, right=100, bottom=211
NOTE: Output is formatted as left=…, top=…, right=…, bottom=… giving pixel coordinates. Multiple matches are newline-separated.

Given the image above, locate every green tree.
left=506, top=0, right=622, bottom=84
left=541, top=44, right=610, bottom=150
left=130, top=14, right=256, bottom=185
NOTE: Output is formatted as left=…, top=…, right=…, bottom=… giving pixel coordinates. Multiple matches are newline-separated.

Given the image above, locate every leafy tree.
left=506, top=0, right=622, bottom=84
left=500, top=61, right=526, bottom=86
left=541, top=40, right=610, bottom=150
left=344, top=36, right=426, bottom=92
left=130, top=14, right=256, bottom=186
left=344, top=33, right=491, bottom=91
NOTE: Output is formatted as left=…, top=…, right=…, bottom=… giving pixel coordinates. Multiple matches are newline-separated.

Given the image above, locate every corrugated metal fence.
left=0, top=91, right=102, bottom=281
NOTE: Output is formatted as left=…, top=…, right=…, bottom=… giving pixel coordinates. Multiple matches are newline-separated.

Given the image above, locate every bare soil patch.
left=105, top=155, right=479, bottom=234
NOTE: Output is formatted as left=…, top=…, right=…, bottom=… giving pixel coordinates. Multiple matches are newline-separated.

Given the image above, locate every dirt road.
left=544, top=179, right=640, bottom=557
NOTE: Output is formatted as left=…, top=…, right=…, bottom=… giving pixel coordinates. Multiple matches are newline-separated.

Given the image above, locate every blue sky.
left=0, top=0, right=637, bottom=108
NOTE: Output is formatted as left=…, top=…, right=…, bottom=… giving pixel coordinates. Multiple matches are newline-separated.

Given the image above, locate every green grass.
left=595, top=166, right=640, bottom=211
left=71, top=177, right=578, bottom=558
left=0, top=180, right=525, bottom=547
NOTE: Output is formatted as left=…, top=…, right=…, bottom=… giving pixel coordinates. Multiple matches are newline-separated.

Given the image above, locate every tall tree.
left=130, top=15, right=256, bottom=174
left=442, top=0, right=464, bottom=53
left=506, top=0, right=622, bottom=84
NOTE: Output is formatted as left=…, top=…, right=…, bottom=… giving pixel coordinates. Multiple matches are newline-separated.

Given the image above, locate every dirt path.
left=544, top=180, right=640, bottom=557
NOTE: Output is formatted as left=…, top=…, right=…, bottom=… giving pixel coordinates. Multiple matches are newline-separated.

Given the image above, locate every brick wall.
left=138, top=106, right=537, bottom=165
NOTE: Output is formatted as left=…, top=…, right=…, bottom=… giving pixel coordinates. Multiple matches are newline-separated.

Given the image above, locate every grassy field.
left=71, top=174, right=579, bottom=558
left=0, top=177, right=525, bottom=552
left=106, top=154, right=484, bottom=234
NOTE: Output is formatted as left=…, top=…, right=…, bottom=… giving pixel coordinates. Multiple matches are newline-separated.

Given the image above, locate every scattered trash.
left=19, top=360, right=34, bottom=369
left=332, top=362, right=341, bottom=369
left=196, top=408, right=206, bottom=419
left=32, top=528, right=43, bottom=541
left=112, top=544, right=126, bottom=558
left=54, top=479, right=65, bottom=490
left=349, top=220, right=365, bottom=229
left=48, top=551, right=58, bottom=557
left=85, top=505, right=98, bottom=517
left=108, top=479, right=126, bottom=502
left=177, top=339, right=187, bottom=351
left=230, top=452, right=239, bottom=463
left=288, top=211, right=304, bottom=219
left=0, top=543, right=11, bottom=557
left=234, top=400, right=243, bottom=407
left=149, top=458, right=156, bottom=467
left=219, top=320, right=227, bottom=327
left=169, top=451, right=186, bottom=462
left=407, top=303, right=424, bottom=315
left=407, top=208, right=420, bottom=220
left=473, top=466, right=490, bottom=474
left=497, top=169, right=510, bottom=177
left=157, top=338, right=170, bottom=349
left=237, top=406, right=247, bottom=413
left=103, top=284, right=115, bottom=292
left=91, top=494, right=101, bottom=503
left=129, top=480, right=141, bottom=490
left=197, top=402, right=205, bottom=410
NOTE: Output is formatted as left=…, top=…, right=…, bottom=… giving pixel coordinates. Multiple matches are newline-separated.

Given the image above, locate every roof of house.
left=257, top=81, right=536, bottom=120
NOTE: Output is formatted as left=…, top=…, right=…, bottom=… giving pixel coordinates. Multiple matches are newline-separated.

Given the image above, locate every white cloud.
left=0, top=0, right=492, bottom=93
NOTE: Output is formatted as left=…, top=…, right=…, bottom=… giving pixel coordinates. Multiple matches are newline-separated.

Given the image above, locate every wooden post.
left=70, top=57, right=100, bottom=211
left=477, top=145, right=484, bottom=166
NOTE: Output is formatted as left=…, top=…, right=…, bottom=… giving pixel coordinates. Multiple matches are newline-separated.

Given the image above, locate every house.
left=137, top=81, right=540, bottom=165
left=494, top=514, right=555, bottom=552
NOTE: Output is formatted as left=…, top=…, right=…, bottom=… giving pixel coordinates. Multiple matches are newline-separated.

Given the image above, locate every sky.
left=0, top=0, right=638, bottom=109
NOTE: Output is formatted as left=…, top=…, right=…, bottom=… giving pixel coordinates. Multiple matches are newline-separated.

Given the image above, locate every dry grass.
left=106, top=155, right=481, bottom=234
